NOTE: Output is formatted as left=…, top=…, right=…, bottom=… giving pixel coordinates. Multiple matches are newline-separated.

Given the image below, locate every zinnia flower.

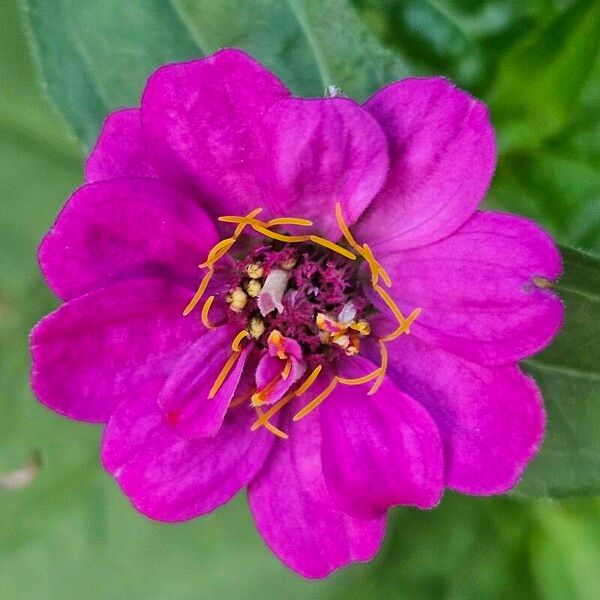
left=31, top=49, right=563, bottom=578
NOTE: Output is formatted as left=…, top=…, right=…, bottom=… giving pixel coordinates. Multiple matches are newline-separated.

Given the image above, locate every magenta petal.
left=141, top=48, right=289, bottom=215
left=263, top=97, right=388, bottom=239
left=102, top=397, right=275, bottom=522
left=376, top=211, right=563, bottom=365
left=385, top=335, right=545, bottom=494
left=320, top=357, right=443, bottom=519
left=31, top=278, right=203, bottom=422
left=39, top=178, right=219, bottom=301
left=248, top=409, right=385, bottom=579
left=85, top=109, right=157, bottom=183
left=158, top=328, right=248, bottom=438
left=357, top=78, right=496, bottom=251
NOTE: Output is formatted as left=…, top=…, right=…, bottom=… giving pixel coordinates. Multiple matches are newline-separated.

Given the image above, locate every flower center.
left=183, top=204, right=421, bottom=438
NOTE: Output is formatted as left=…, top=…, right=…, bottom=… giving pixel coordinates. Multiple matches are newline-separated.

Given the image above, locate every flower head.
left=31, top=49, right=562, bottom=578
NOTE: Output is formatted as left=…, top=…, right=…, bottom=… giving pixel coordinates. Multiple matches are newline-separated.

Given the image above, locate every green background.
left=1, top=0, right=599, bottom=598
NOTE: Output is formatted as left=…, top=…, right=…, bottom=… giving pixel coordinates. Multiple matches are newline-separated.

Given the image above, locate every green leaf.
left=173, top=0, right=410, bottom=99
left=22, top=0, right=200, bottom=150
left=488, top=0, right=600, bottom=152
left=518, top=246, right=600, bottom=497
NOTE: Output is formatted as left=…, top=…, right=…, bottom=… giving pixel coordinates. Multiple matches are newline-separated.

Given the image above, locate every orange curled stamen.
left=250, top=389, right=296, bottom=432
left=254, top=407, right=288, bottom=439
left=380, top=307, right=422, bottom=342
left=208, top=351, right=241, bottom=399
left=293, top=378, right=338, bottom=422
left=251, top=221, right=311, bottom=243
left=294, top=365, right=323, bottom=397
left=335, top=202, right=361, bottom=252
left=309, top=235, right=356, bottom=261
left=336, top=368, right=381, bottom=386
left=266, top=217, right=313, bottom=227
left=201, top=295, right=216, bottom=329
left=231, top=329, right=250, bottom=352
left=183, top=268, right=214, bottom=316
left=368, top=341, right=389, bottom=395
left=199, top=236, right=236, bottom=268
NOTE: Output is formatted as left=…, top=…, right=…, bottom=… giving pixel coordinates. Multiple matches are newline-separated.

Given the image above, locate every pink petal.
left=141, top=48, right=289, bottom=216
left=320, top=357, right=443, bottom=519
left=375, top=211, right=563, bottom=365
left=357, top=78, right=496, bottom=251
left=39, top=178, right=218, bottom=301
left=102, top=396, right=275, bottom=522
left=31, top=278, right=203, bottom=423
left=262, top=97, right=388, bottom=239
left=385, top=335, right=546, bottom=494
left=157, top=327, right=248, bottom=438
left=85, top=109, right=157, bottom=183
left=248, top=408, right=385, bottom=579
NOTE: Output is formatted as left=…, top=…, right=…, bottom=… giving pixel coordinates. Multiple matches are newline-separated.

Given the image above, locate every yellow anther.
left=309, top=235, right=356, bottom=260
left=294, top=365, right=323, bottom=397
left=246, top=263, right=264, bottom=279
left=199, top=236, right=236, bottom=268
left=380, top=307, right=422, bottom=342
left=251, top=390, right=296, bottom=431
left=231, top=330, right=250, bottom=352
left=249, top=316, right=266, bottom=339
left=254, top=407, right=289, bottom=439
left=227, top=287, right=248, bottom=312
left=368, top=341, right=388, bottom=395
left=350, top=320, right=371, bottom=335
left=336, top=369, right=380, bottom=386
left=293, top=378, right=338, bottom=422
left=183, top=268, right=214, bottom=316
left=201, top=295, right=216, bottom=329
left=208, top=351, right=241, bottom=399
left=246, top=279, right=262, bottom=297
left=266, top=217, right=313, bottom=227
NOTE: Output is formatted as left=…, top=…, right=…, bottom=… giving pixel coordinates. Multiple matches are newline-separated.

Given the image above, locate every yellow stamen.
left=254, top=407, right=289, bottom=439
left=294, top=365, right=323, bottom=397
left=380, top=307, right=422, bottom=342
left=368, top=341, right=389, bottom=395
left=373, top=284, right=409, bottom=328
left=266, top=217, right=313, bottom=227
left=281, top=359, right=292, bottom=380
left=199, top=236, right=236, bottom=268
left=231, top=330, right=250, bottom=352
left=334, top=202, right=362, bottom=252
left=309, top=235, right=356, bottom=260
left=201, top=295, right=216, bottom=329
left=336, top=368, right=381, bottom=386
left=251, top=221, right=311, bottom=243
left=250, top=390, right=296, bottom=431
left=208, top=351, right=241, bottom=399
left=293, top=377, right=338, bottom=421
left=362, top=243, right=392, bottom=287
left=183, top=268, right=214, bottom=316
left=219, top=208, right=264, bottom=237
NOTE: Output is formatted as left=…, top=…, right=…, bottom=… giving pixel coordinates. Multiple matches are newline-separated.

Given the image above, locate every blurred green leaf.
left=22, top=0, right=200, bottom=150
left=519, top=247, right=600, bottom=497
left=488, top=0, right=600, bottom=152
left=173, top=0, right=410, bottom=99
